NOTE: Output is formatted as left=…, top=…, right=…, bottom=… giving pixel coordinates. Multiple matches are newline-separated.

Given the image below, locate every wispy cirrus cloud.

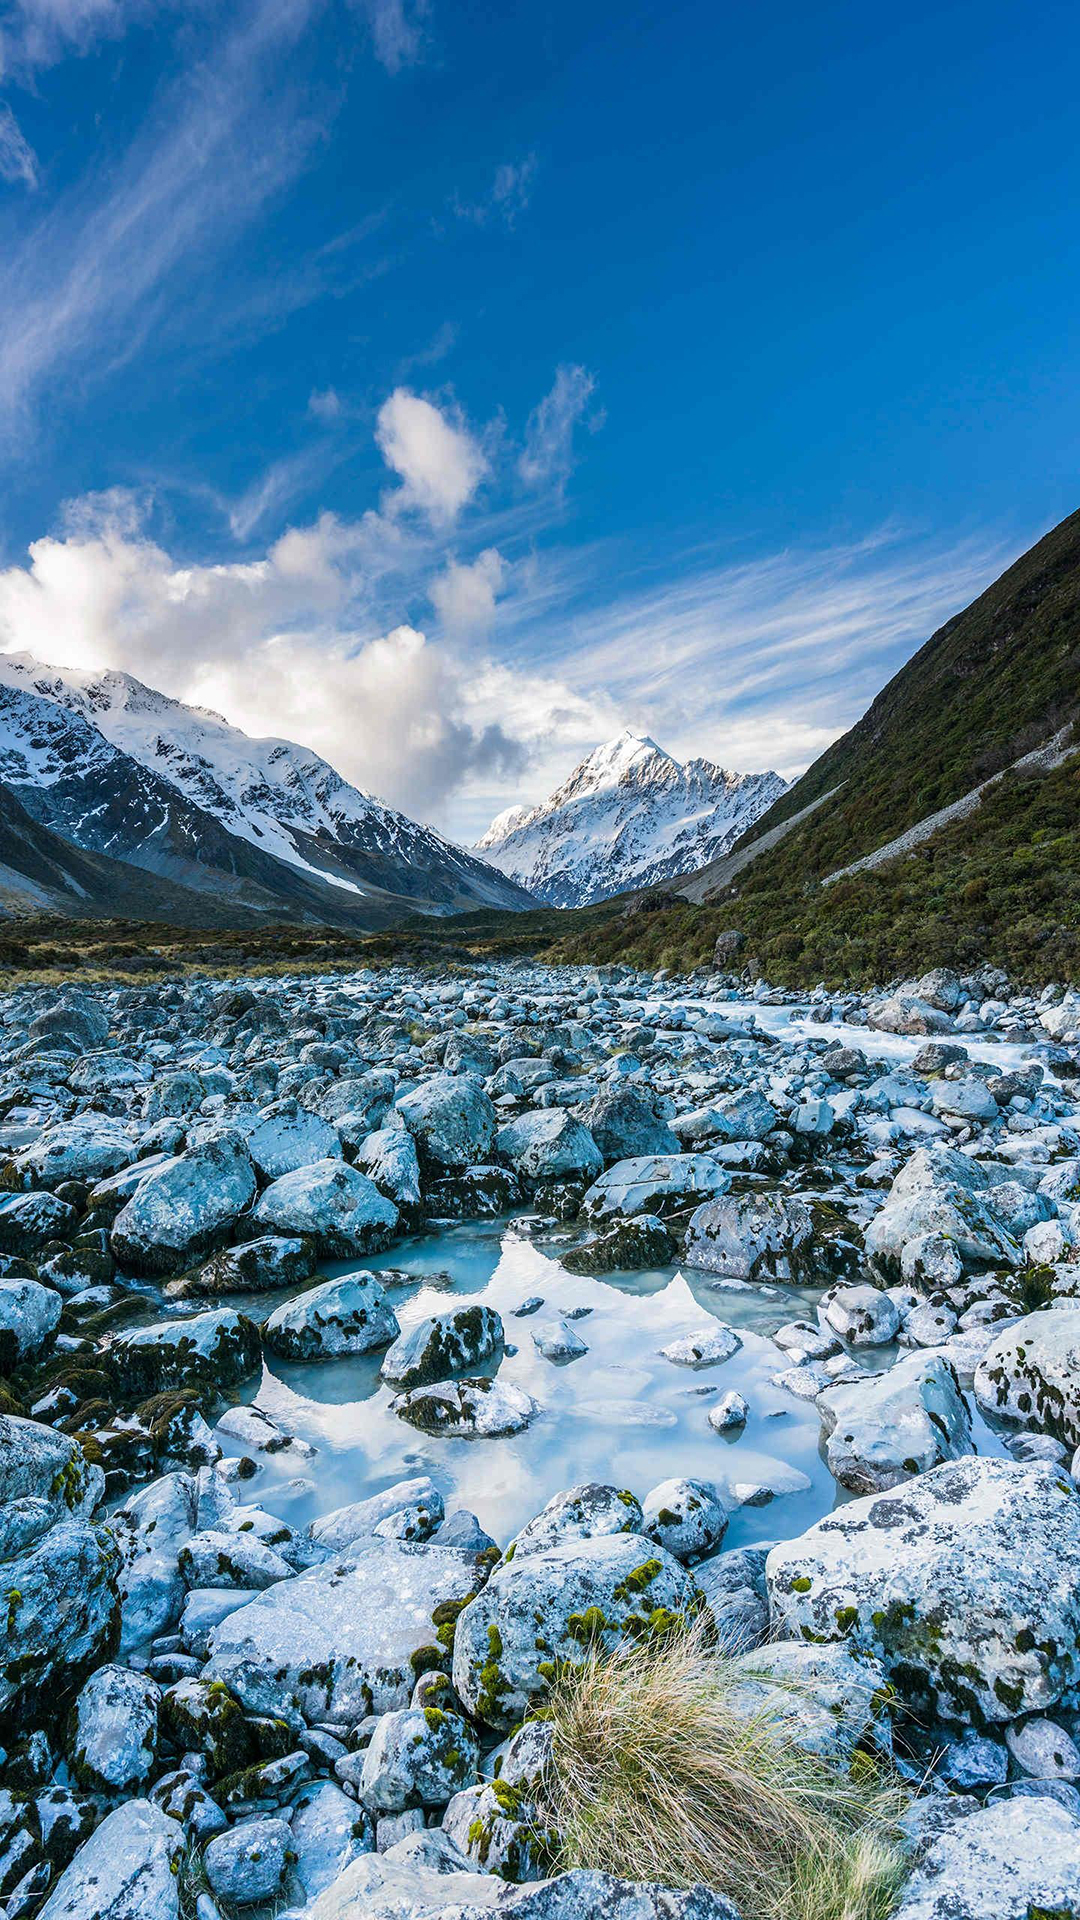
left=355, top=0, right=429, bottom=74
left=0, top=0, right=329, bottom=448
left=452, top=154, right=537, bottom=229
left=0, top=101, right=37, bottom=187
left=518, top=363, right=600, bottom=491
left=529, top=528, right=1008, bottom=778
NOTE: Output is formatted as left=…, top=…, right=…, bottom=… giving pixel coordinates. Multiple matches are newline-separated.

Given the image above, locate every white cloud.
left=308, top=386, right=342, bottom=422
left=429, top=548, right=505, bottom=634
left=376, top=388, right=487, bottom=525
left=0, top=492, right=578, bottom=825
left=0, top=0, right=326, bottom=442
left=0, top=0, right=144, bottom=75
left=453, top=154, right=537, bottom=229
left=357, top=0, right=429, bottom=73
left=535, top=529, right=1007, bottom=779
left=519, top=363, right=598, bottom=491
left=0, top=103, right=38, bottom=188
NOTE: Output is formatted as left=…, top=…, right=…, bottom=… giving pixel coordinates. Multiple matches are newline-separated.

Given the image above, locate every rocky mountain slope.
left=475, top=730, right=785, bottom=906
left=0, top=653, right=534, bottom=928
left=551, top=509, right=1080, bottom=984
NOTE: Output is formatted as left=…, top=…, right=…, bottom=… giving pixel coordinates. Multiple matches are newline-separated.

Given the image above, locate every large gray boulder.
left=0, top=1416, right=103, bottom=1561
left=509, top=1483, right=644, bottom=1559
left=973, top=1308, right=1080, bottom=1447
left=817, top=1351, right=972, bottom=1492
left=683, top=1192, right=816, bottom=1282
left=37, top=1798, right=183, bottom=1920
left=864, top=1143, right=1021, bottom=1279
left=247, top=1104, right=341, bottom=1181
left=398, top=1074, right=497, bottom=1170
left=894, top=1793, right=1080, bottom=1920
left=380, top=1305, right=504, bottom=1392
left=580, top=1085, right=679, bottom=1164
left=581, top=1154, right=727, bottom=1223
left=69, top=1664, right=160, bottom=1793
left=263, top=1273, right=399, bottom=1361
left=9, top=1117, right=135, bottom=1189
left=393, top=1377, right=540, bottom=1438
left=111, top=1471, right=198, bottom=1650
left=205, top=1536, right=482, bottom=1721
left=0, top=1188, right=76, bottom=1254
left=767, top=1456, right=1080, bottom=1725
left=298, top=1835, right=740, bottom=1919
left=109, top=1306, right=261, bottom=1392
left=360, top=1705, right=479, bottom=1810
left=288, top=1780, right=374, bottom=1903
left=252, top=1159, right=398, bottom=1256
left=110, top=1136, right=257, bottom=1275
left=1, top=1518, right=120, bottom=1720
left=496, top=1109, right=602, bottom=1182
left=452, top=1531, right=698, bottom=1729
left=353, top=1128, right=422, bottom=1214
left=0, top=1275, right=62, bottom=1364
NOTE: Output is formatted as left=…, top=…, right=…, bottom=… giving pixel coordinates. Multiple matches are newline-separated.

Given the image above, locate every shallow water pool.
left=212, top=1213, right=1005, bottom=1555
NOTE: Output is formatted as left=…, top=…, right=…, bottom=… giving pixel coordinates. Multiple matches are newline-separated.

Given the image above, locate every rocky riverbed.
left=2, top=959, right=1080, bottom=1919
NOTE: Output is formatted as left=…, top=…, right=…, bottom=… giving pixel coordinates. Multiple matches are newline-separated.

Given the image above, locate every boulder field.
left=1, top=958, right=1080, bottom=1918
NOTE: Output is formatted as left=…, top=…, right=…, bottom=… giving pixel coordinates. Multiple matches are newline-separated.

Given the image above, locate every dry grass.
left=534, top=1623, right=909, bottom=1920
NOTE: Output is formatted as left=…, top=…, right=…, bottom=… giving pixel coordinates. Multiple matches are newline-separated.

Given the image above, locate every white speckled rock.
left=2, top=1518, right=120, bottom=1720
left=723, top=1639, right=888, bottom=1764
left=393, top=1377, right=540, bottom=1438
left=247, top=1105, right=342, bottom=1180
left=823, top=1283, right=899, bottom=1347
left=310, top=1478, right=445, bottom=1551
left=510, top=1483, right=643, bottom=1558
left=111, top=1470, right=198, bottom=1650
left=69, top=1664, right=160, bottom=1793
left=360, top=1706, right=479, bottom=1810
left=204, top=1816, right=291, bottom=1906
left=398, top=1074, right=497, bottom=1170
left=817, top=1351, right=972, bottom=1492
left=205, top=1536, right=481, bottom=1721
left=974, top=1308, right=1080, bottom=1447
left=263, top=1273, right=399, bottom=1360
left=381, top=1306, right=504, bottom=1392
left=252, top=1159, right=399, bottom=1256
left=659, top=1322, right=742, bottom=1368
left=683, top=1192, right=815, bottom=1282
left=452, top=1531, right=698, bottom=1729
left=0, top=1414, right=103, bottom=1560
left=893, top=1794, right=1080, bottom=1920
left=10, top=1117, right=136, bottom=1188
left=1004, top=1714, right=1080, bottom=1780
left=581, top=1154, right=728, bottom=1224
left=288, top=1780, right=374, bottom=1902
left=767, top=1456, right=1080, bottom=1725
left=642, top=1477, right=728, bottom=1562
left=495, top=1109, right=602, bottom=1181
left=0, top=1276, right=62, bottom=1363
left=110, top=1136, right=257, bottom=1275
left=37, top=1798, right=183, bottom=1920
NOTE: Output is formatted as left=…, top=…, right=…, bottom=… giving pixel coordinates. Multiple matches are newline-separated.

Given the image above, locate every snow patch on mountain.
left=475, top=729, right=787, bottom=907
left=0, top=651, right=533, bottom=915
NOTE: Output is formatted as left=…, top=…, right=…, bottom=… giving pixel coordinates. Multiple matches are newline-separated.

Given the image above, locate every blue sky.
left=0, top=0, right=1077, bottom=840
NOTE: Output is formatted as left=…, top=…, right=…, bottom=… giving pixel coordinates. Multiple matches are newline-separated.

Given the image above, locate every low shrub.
left=535, top=1622, right=908, bottom=1920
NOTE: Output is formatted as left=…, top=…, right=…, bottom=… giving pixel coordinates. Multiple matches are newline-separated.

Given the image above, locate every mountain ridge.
left=0, top=651, right=535, bottom=928
left=475, top=727, right=786, bottom=906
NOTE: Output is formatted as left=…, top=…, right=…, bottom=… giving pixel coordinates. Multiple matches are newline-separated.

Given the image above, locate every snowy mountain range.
left=0, top=652, right=534, bottom=927
left=475, top=730, right=787, bottom=907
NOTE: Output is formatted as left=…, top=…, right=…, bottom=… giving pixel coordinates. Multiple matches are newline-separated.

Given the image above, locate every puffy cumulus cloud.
left=428, top=547, right=506, bottom=634
left=376, top=388, right=487, bottom=524
left=519, top=364, right=599, bottom=491
left=0, top=493, right=602, bottom=826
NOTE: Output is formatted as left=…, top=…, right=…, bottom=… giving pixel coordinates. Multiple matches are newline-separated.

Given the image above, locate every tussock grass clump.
left=535, top=1624, right=908, bottom=1920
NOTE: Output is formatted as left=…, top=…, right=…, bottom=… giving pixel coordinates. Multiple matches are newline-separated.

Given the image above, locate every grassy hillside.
left=549, top=511, right=1080, bottom=985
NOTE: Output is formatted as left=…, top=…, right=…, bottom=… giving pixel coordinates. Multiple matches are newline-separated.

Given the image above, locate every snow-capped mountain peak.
left=475, top=731, right=787, bottom=907
left=0, top=649, right=534, bottom=925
